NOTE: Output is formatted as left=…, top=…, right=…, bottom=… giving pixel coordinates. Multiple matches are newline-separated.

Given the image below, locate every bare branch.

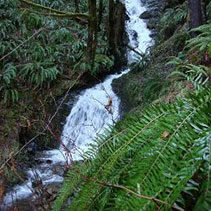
left=77, top=174, right=184, bottom=211
left=0, top=28, right=44, bottom=62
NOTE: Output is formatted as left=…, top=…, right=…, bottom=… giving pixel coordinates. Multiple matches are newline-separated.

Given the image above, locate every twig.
left=78, top=174, right=184, bottom=211
left=0, top=28, right=44, bottom=62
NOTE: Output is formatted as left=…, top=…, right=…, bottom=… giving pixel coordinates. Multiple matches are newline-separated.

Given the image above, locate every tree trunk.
left=98, top=0, right=104, bottom=30
left=74, top=0, right=79, bottom=12
left=188, top=0, right=203, bottom=29
left=201, top=0, right=207, bottom=24
left=108, top=0, right=116, bottom=56
left=87, top=0, right=97, bottom=67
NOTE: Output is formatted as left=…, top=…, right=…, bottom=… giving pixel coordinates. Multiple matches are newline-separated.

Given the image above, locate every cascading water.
left=1, top=0, right=151, bottom=208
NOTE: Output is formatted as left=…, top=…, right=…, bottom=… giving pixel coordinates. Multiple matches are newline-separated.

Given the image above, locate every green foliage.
left=159, top=3, right=188, bottom=40
left=0, top=0, right=114, bottom=104
left=1, top=63, right=17, bottom=85
left=92, top=54, right=114, bottom=74
left=167, top=24, right=211, bottom=91
left=130, top=54, right=150, bottom=73
left=207, top=1, right=211, bottom=22
left=186, top=24, right=211, bottom=55
left=142, top=77, right=164, bottom=99
left=168, top=58, right=210, bottom=90
left=193, top=131, right=211, bottom=211
left=72, top=54, right=114, bottom=75
left=24, top=13, right=43, bottom=29
left=160, top=6, right=187, bottom=27
left=21, top=62, right=59, bottom=86
left=53, top=88, right=211, bottom=210
left=1, top=88, right=19, bottom=104
left=0, top=63, right=19, bottom=103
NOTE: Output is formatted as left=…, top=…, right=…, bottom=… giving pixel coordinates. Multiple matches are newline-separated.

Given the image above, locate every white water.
left=1, top=0, right=151, bottom=208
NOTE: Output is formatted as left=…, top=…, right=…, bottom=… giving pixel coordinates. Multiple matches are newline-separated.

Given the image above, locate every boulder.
left=139, top=11, right=152, bottom=19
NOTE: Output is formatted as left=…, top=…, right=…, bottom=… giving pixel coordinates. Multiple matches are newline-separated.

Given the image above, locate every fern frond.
left=53, top=88, right=211, bottom=210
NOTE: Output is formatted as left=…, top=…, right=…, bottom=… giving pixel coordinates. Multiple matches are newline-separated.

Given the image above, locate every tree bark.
left=87, top=0, right=97, bottom=67
left=201, top=0, right=207, bottom=24
left=188, top=0, right=204, bottom=29
left=98, top=0, right=104, bottom=30
left=74, top=0, right=79, bottom=13
left=108, top=0, right=116, bottom=56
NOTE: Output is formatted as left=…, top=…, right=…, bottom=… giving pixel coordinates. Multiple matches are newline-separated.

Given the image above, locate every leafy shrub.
left=168, top=62, right=210, bottom=90
left=1, top=63, right=17, bottom=85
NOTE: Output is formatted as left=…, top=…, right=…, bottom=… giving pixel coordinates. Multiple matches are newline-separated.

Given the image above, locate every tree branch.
left=78, top=174, right=184, bottom=211
left=19, top=0, right=90, bottom=20
left=127, top=44, right=144, bottom=57
left=0, top=28, right=44, bottom=62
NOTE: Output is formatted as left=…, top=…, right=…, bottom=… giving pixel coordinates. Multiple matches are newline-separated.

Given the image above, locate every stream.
left=1, top=0, right=151, bottom=209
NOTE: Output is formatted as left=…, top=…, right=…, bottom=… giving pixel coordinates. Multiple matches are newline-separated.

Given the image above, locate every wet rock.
left=147, top=18, right=157, bottom=29
left=52, top=164, right=65, bottom=176
left=133, top=31, right=138, bottom=40
left=139, top=11, right=152, bottom=19
left=46, top=159, right=52, bottom=164
left=149, top=30, right=157, bottom=38
left=32, top=179, right=43, bottom=189
left=140, top=0, right=166, bottom=36
left=27, top=142, right=37, bottom=156
left=35, top=159, right=44, bottom=165
left=141, top=0, right=147, bottom=4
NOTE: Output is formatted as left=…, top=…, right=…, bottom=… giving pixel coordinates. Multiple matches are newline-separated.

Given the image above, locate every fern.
left=0, top=86, right=19, bottom=104
left=53, top=88, right=211, bottom=210
left=168, top=62, right=210, bottom=90
left=130, top=54, right=150, bottom=73
left=20, top=62, right=59, bottom=86
left=186, top=24, right=211, bottom=55
left=1, top=63, right=17, bottom=85
left=159, top=3, right=188, bottom=37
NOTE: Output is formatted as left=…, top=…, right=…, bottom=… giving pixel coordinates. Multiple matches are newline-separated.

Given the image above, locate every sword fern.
left=53, top=88, right=211, bottom=210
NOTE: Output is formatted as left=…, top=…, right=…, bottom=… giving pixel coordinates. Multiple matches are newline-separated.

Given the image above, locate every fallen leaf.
left=162, top=131, right=170, bottom=138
